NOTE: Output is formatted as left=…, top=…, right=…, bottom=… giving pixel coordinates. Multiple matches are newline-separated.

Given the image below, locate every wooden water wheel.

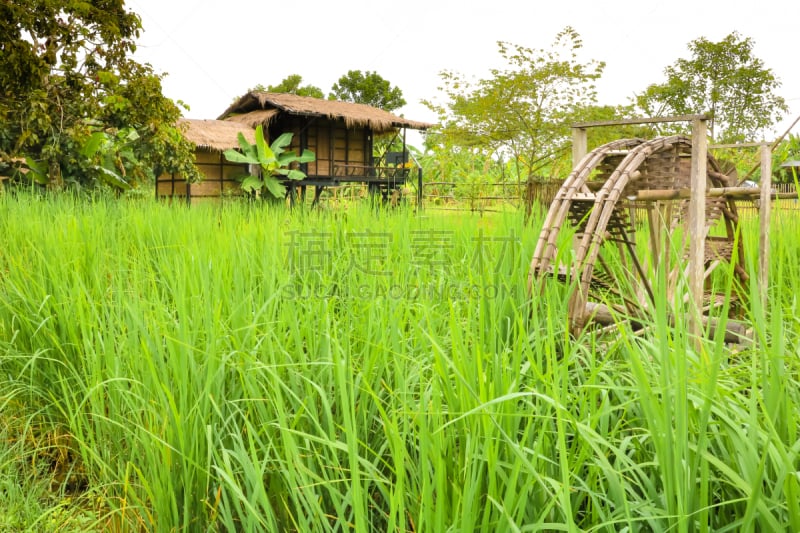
left=528, top=135, right=750, bottom=340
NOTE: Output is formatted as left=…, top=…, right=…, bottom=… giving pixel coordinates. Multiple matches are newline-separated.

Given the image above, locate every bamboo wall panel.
left=156, top=178, right=188, bottom=196
left=157, top=149, right=247, bottom=200
left=314, top=126, right=331, bottom=175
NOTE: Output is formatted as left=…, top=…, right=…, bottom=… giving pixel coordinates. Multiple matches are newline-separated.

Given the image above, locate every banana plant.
left=79, top=127, right=139, bottom=190
left=223, top=125, right=315, bottom=199
left=16, top=127, right=139, bottom=190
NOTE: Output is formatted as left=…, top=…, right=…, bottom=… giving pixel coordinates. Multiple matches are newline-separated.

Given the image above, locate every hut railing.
left=331, top=163, right=410, bottom=181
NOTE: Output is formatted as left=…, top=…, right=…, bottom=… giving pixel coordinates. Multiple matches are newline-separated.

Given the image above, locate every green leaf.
left=260, top=147, right=277, bottom=167
left=235, top=132, right=258, bottom=160
left=119, top=149, right=137, bottom=163
left=236, top=131, right=252, bottom=155
left=262, top=175, right=287, bottom=198
left=80, top=132, right=107, bottom=158
left=224, top=149, right=257, bottom=165
left=275, top=154, right=296, bottom=167
left=297, top=149, right=316, bottom=163
left=255, top=125, right=270, bottom=163
left=240, top=175, right=263, bottom=193
left=24, top=157, right=49, bottom=185
left=285, top=169, right=307, bottom=180
left=122, top=128, right=140, bottom=142
left=101, top=153, right=117, bottom=173
left=270, top=132, right=294, bottom=155
left=96, top=166, right=131, bottom=190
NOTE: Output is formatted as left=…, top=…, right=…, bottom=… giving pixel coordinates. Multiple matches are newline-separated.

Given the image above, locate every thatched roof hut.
left=159, top=94, right=433, bottom=206
left=218, top=92, right=432, bottom=133
left=216, top=92, right=432, bottom=198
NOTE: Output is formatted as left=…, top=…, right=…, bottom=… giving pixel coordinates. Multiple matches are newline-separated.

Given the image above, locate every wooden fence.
left=422, top=180, right=798, bottom=215
left=421, top=181, right=562, bottom=213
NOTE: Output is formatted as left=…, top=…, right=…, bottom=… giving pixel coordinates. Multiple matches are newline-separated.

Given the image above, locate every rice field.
left=1, top=193, right=799, bottom=532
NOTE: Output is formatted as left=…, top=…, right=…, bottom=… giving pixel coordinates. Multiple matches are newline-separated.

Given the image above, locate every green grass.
left=0, top=193, right=798, bottom=532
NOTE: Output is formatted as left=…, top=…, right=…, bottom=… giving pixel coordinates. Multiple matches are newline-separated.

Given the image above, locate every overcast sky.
left=128, top=0, right=800, bottom=143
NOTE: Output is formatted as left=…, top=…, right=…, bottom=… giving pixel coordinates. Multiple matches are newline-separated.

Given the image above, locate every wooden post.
left=688, top=118, right=708, bottom=344
left=759, top=143, right=772, bottom=311
left=572, top=127, right=587, bottom=169
left=417, top=166, right=423, bottom=211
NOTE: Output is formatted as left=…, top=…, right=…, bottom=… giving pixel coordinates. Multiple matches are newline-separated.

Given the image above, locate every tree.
left=0, top=0, right=198, bottom=189
left=423, top=27, right=604, bottom=184
left=257, top=74, right=324, bottom=98
left=576, top=103, right=654, bottom=149
left=635, top=32, right=788, bottom=142
left=329, top=70, right=406, bottom=111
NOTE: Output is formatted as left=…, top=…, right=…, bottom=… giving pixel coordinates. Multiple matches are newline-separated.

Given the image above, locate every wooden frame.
left=529, top=115, right=773, bottom=343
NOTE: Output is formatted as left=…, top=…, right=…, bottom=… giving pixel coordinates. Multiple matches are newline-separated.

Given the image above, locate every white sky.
left=129, top=0, right=800, bottom=144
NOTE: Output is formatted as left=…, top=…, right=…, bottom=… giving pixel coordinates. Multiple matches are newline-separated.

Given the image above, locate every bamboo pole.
left=688, top=118, right=708, bottom=345
left=573, top=114, right=708, bottom=128
left=759, top=144, right=772, bottom=312
left=628, top=187, right=795, bottom=201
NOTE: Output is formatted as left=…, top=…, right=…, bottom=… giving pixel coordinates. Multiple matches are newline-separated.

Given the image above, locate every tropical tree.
left=244, top=75, right=324, bottom=99
left=635, top=32, right=788, bottom=142
left=0, top=0, right=198, bottom=189
left=329, top=70, right=406, bottom=111
left=223, top=126, right=315, bottom=199
left=423, top=27, right=605, bottom=185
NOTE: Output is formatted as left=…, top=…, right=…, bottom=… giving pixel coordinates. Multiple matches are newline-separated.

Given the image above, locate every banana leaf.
left=263, top=175, right=286, bottom=198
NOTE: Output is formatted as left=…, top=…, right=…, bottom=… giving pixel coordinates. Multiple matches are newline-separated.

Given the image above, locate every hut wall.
left=156, top=148, right=247, bottom=202
left=276, top=117, right=372, bottom=179
left=156, top=172, right=189, bottom=198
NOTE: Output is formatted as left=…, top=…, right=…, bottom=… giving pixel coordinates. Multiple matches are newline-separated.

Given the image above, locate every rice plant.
left=0, top=193, right=798, bottom=531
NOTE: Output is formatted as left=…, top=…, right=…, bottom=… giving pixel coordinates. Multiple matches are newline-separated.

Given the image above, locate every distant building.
left=220, top=92, right=432, bottom=205
left=160, top=92, right=432, bottom=205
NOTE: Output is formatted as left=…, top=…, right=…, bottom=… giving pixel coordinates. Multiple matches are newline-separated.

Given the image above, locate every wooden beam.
left=629, top=187, right=795, bottom=201
left=572, top=114, right=708, bottom=129
left=709, top=142, right=772, bottom=149
left=688, top=118, right=708, bottom=345
left=759, top=144, right=772, bottom=312
left=584, top=302, right=751, bottom=344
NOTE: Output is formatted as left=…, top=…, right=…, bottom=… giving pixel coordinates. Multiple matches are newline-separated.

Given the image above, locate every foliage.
left=423, top=27, right=605, bottom=184
left=574, top=103, right=653, bottom=146
left=329, top=70, right=406, bottom=111
left=0, top=0, right=199, bottom=190
left=223, top=125, right=315, bottom=198
left=773, top=134, right=800, bottom=184
left=417, top=148, right=503, bottom=209
left=245, top=74, right=325, bottom=99
left=635, top=32, right=788, bottom=143
left=710, top=135, right=800, bottom=187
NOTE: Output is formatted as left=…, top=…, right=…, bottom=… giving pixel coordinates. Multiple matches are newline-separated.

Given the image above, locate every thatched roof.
left=223, top=109, right=280, bottom=129
left=178, top=118, right=256, bottom=152
left=218, top=91, right=433, bottom=133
